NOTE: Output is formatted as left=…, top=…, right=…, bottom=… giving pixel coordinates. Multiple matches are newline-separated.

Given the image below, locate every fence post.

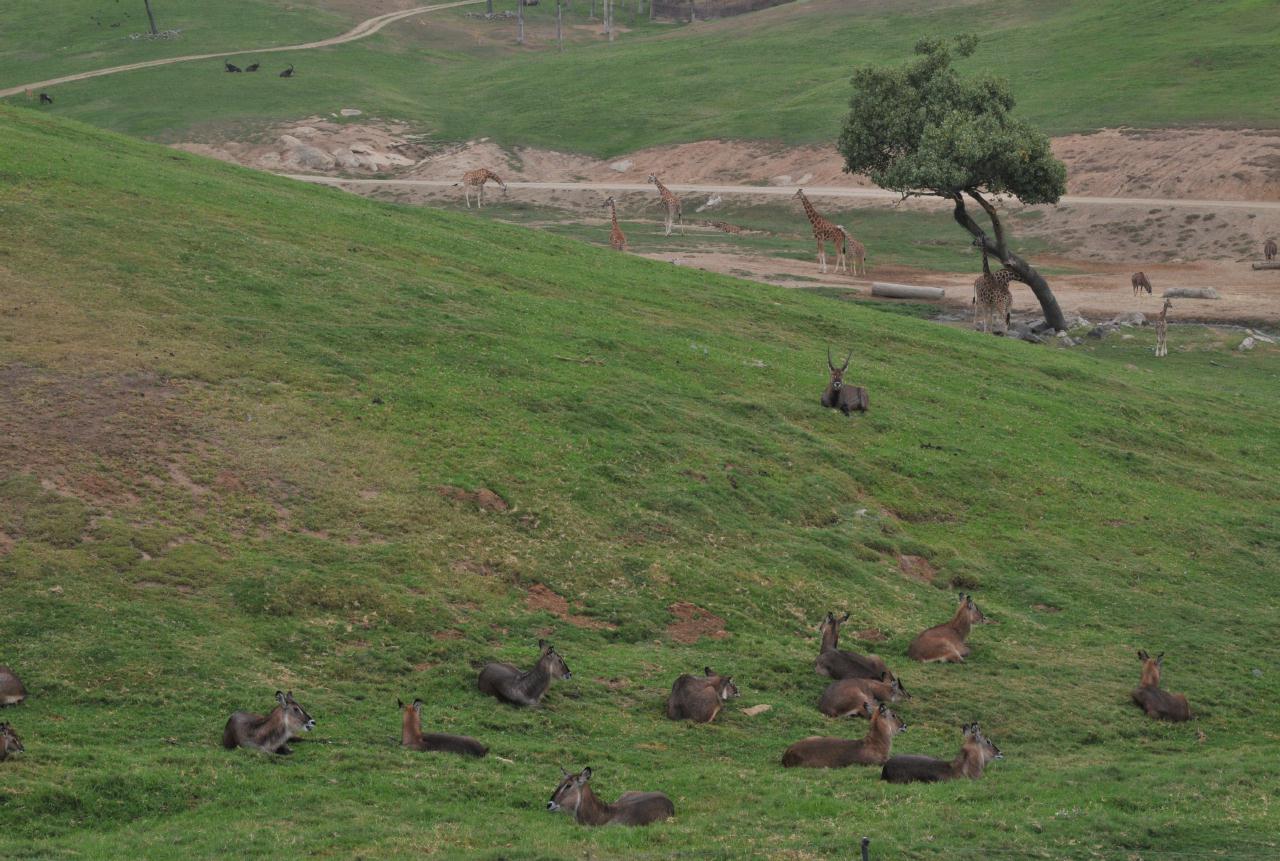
left=517, top=0, right=525, bottom=43
left=860, top=837, right=871, bottom=861
left=556, top=0, right=563, bottom=50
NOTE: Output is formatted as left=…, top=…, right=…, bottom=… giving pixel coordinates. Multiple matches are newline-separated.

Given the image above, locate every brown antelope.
left=907, top=594, right=991, bottom=663
left=782, top=703, right=907, bottom=768
left=0, top=666, right=27, bottom=706
left=222, top=690, right=315, bottom=754
left=815, top=612, right=889, bottom=680
left=881, top=722, right=1002, bottom=783
left=1131, top=650, right=1191, bottom=722
left=547, top=767, right=675, bottom=826
left=0, top=722, right=23, bottom=761
left=1132, top=272, right=1153, bottom=296
left=666, top=667, right=740, bottom=723
left=818, top=672, right=910, bottom=719
left=398, top=698, right=488, bottom=756
left=1265, top=239, right=1277, bottom=262
left=821, top=348, right=868, bottom=415
left=477, top=640, right=571, bottom=707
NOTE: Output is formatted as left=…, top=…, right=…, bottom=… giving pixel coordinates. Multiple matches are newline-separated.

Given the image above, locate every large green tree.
left=838, top=35, right=1069, bottom=331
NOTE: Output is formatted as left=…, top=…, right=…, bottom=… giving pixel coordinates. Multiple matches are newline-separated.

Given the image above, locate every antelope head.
left=827, top=348, right=852, bottom=390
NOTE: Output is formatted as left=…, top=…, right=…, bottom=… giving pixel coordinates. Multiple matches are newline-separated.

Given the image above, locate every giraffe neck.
left=981, top=249, right=993, bottom=277
left=798, top=193, right=822, bottom=226
left=609, top=204, right=620, bottom=229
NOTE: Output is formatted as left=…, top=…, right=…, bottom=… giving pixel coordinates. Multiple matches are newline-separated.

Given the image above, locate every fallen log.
left=1251, top=261, right=1280, bottom=271
left=1162, top=287, right=1219, bottom=299
left=871, top=282, right=945, bottom=300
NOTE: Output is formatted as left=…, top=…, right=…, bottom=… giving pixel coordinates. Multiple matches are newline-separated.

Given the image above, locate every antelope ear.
left=1137, top=650, right=1149, bottom=661
left=1156, top=653, right=1164, bottom=666
left=579, top=767, right=593, bottom=783
left=538, top=638, right=548, bottom=650
left=840, top=612, right=851, bottom=623
left=560, top=765, right=570, bottom=778
left=704, top=666, right=713, bottom=676
left=881, top=671, right=891, bottom=682
left=275, top=691, right=287, bottom=705
left=967, top=596, right=975, bottom=608
left=413, top=699, right=423, bottom=712
left=397, top=699, right=404, bottom=709
left=878, top=703, right=888, bottom=715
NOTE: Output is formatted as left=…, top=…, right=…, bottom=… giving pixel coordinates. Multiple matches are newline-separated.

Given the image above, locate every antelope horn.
left=827, top=347, right=836, bottom=372
left=842, top=349, right=852, bottom=371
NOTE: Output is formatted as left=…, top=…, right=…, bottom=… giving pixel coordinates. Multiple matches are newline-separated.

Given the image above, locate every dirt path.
left=0, top=0, right=485, bottom=99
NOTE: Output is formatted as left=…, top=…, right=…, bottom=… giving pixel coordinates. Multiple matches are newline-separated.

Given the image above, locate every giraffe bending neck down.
left=794, top=189, right=848, bottom=274
left=457, top=169, right=507, bottom=209
left=1154, top=298, right=1172, bottom=357
left=603, top=197, right=627, bottom=252
left=973, top=247, right=1015, bottom=335
left=648, top=174, right=683, bottom=236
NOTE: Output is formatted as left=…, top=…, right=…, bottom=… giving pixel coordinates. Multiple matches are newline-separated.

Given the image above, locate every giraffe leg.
left=478, top=184, right=484, bottom=209
left=464, top=186, right=471, bottom=208
left=678, top=211, right=684, bottom=235
left=817, top=240, right=826, bottom=273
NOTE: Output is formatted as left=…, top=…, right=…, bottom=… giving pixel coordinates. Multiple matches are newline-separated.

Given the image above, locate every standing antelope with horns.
left=821, top=349, right=868, bottom=415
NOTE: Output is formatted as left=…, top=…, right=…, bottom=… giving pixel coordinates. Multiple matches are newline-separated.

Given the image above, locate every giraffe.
left=794, top=189, right=849, bottom=274
left=1154, top=298, right=1172, bottom=357
left=455, top=169, right=507, bottom=209
left=603, top=196, right=627, bottom=251
left=839, top=227, right=867, bottom=276
left=647, top=174, right=683, bottom=236
left=973, top=247, right=1014, bottom=335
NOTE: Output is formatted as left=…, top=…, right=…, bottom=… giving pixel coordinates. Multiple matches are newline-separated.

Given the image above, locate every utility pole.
left=556, top=0, right=563, bottom=51
left=142, top=0, right=159, bottom=35
left=517, top=0, right=524, bottom=44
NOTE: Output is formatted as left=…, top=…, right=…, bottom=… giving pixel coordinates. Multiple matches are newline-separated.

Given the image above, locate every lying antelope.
left=547, top=767, right=675, bottom=827
left=1131, top=650, right=1191, bottom=722
left=821, top=348, right=868, bottom=415
left=222, top=690, right=315, bottom=754
left=0, top=722, right=22, bottom=761
left=815, top=612, right=889, bottom=680
left=398, top=698, right=488, bottom=757
left=666, top=667, right=739, bottom=723
left=881, top=722, right=1002, bottom=783
left=782, top=703, right=907, bottom=768
left=477, top=639, right=571, bottom=707
left=818, top=672, right=910, bottom=719
left=0, top=666, right=27, bottom=706
left=907, top=594, right=991, bottom=663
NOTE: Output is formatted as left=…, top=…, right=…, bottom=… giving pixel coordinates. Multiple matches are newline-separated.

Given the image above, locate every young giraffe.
left=602, top=196, right=627, bottom=252
left=973, top=247, right=1015, bottom=335
left=455, top=169, right=507, bottom=209
left=1154, top=298, right=1172, bottom=357
left=647, top=174, right=684, bottom=236
left=794, top=189, right=849, bottom=274
left=840, top=228, right=867, bottom=276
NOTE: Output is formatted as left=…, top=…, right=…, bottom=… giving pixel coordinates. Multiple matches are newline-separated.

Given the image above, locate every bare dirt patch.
left=526, top=583, right=616, bottom=630
left=896, top=554, right=937, bottom=585
left=175, top=117, right=429, bottom=174
left=666, top=602, right=728, bottom=644
left=436, top=485, right=509, bottom=512
left=855, top=628, right=888, bottom=643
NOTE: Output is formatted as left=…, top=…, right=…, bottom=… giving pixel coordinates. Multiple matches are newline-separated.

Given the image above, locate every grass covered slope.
left=1, top=106, right=1278, bottom=859
left=10, top=0, right=1280, bottom=152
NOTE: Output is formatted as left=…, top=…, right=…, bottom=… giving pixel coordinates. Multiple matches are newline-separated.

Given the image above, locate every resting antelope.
left=666, top=667, right=739, bottom=723
left=782, top=703, right=907, bottom=768
left=907, top=594, right=991, bottom=663
left=0, top=722, right=22, bottom=761
left=1131, top=650, right=1191, bottom=722
left=224, top=61, right=242, bottom=73
left=815, top=612, right=889, bottom=680
left=279, top=64, right=295, bottom=78
left=547, top=767, right=675, bottom=827
left=222, top=690, right=315, bottom=754
left=821, top=348, right=868, bottom=415
left=881, top=722, right=1002, bottom=783
left=477, top=639, right=571, bottom=707
left=0, top=666, right=27, bottom=706
left=398, top=698, right=488, bottom=756
left=818, top=672, right=910, bottom=719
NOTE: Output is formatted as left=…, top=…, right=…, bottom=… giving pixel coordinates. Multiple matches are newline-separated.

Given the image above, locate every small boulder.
left=339, top=108, right=363, bottom=117
left=608, top=159, right=633, bottom=173
left=1110, top=311, right=1147, bottom=327
left=1163, top=287, right=1219, bottom=300
left=1238, top=337, right=1256, bottom=352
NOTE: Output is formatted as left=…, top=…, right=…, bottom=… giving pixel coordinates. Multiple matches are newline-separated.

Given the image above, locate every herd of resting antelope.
left=0, top=591, right=1192, bottom=828
left=456, top=168, right=1280, bottom=354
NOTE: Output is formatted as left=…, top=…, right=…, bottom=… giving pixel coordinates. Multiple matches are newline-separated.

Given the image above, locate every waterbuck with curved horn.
left=821, top=349, right=868, bottom=415
left=477, top=639, right=571, bottom=707
left=222, top=690, right=315, bottom=754
left=881, top=722, right=1002, bottom=784
left=782, top=703, right=907, bottom=768
left=1131, top=650, right=1191, bottom=722
left=815, top=612, right=890, bottom=680
left=398, top=698, right=488, bottom=756
left=547, top=767, right=675, bottom=827
left=666, top=667, right=739, bottom=723
left=818, top=671, right=910, bottom=719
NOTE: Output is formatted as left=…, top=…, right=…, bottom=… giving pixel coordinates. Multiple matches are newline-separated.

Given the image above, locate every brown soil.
left=436, top=484, right=509, bottom=512
left=666, top=602, right=728, bottom=644
left=896, top=554, right=936, bottom=585
left=525, top=583, right=617, bottom=630
left=855, top=628, right=888, bottom=643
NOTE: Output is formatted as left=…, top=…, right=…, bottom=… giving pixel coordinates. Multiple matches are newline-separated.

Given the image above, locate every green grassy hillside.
left=0, top=106, right=1278, bottom=859
left=8, top=0, right=1280, bottom=153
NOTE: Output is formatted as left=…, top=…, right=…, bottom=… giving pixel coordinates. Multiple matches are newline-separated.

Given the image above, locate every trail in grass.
left=0, top=0, right=485, bottom=98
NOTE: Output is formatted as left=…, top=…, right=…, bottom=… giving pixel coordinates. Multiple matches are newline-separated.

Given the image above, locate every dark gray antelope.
left=547, top=767, right=675, bottom=826
left=0, top=666, right=27, bottom=706
left=398, top=698, right=488, bottom=756
left=783, top=703, right=907, bottom=768
left=0, top=722, right=22, bottom=761
left=815, top=612, right=890, bottom=680
left=1131, top=650, right=1191, bottom=722
left=821, top=348, right=868, bottom=414
left=477, top=639, right=571, bottom=707
left=881, top=722, right=1002, bottom=783
left=222, top=690, right=315, bottom=754
left=666, top=667, right=739, bottom=723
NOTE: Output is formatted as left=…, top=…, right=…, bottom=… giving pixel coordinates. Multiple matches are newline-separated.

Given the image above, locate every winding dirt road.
left=0, top=0, right=485, bottom=99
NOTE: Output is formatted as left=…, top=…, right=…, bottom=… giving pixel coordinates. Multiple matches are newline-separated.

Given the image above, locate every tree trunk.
left=517, top=0, right=524, bottom=44
left=556, top=0, right=563, bottom=50
left=952, top=192, right=1067, bottom=332
left=143, top=0, right=159, bottom=35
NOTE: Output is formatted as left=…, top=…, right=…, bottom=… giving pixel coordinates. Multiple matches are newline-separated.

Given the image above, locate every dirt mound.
left=667, top=602, right=728, bottom=644
left=436, top=485, right=509, bottom=512
left=175, top=117, right=428, bottom=174
left=896, top=554, right=936, bottom=584
left=525, top=584, right=616, bottom=630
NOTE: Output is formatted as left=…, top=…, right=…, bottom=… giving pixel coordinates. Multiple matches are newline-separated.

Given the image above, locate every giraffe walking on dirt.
left=603, top=197, right=627, bottom=251
left=455, top=169, right=507, bottom=209
left=973, top=247, right=1015, bottom=335
left=647, top=174, right=684, bottom=236
left=794, top=189, right=852, bottom=274
left=1154, top=298, right=1172, bottom=357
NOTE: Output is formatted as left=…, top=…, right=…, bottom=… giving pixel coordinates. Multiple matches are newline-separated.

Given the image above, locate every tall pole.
left=143, top=0, right=159, bottom=35
left=517, top=0, right=524, bottom=44
left=556, top=0, right=563, bottom=51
